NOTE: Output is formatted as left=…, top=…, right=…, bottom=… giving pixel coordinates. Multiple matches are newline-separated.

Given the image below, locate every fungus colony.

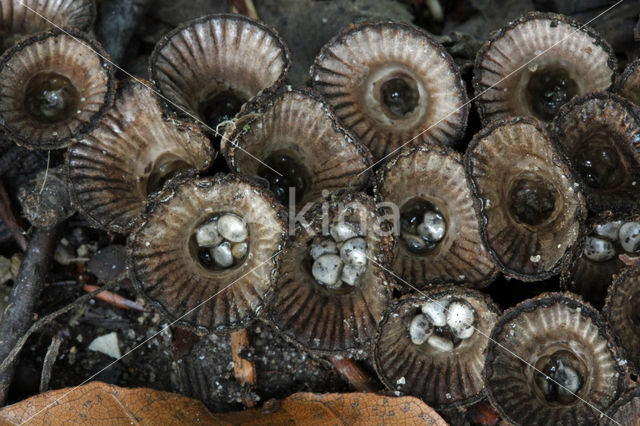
left=2, top=2, right=639, bottom=424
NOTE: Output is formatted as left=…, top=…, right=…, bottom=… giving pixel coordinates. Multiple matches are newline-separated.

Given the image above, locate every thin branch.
left=0, top=226, right=58, bottom=405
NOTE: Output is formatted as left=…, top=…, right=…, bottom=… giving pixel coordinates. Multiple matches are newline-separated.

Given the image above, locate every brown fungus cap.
left=616, top=58, right=640, bottom=106
left=150, top=14, right=290, bottom=129
left=128, top=173, right=287, bottom=334
left=474, top=12, right=616, bottom=125
left=0, top=28, right=114, bottom=149
left=373, top=286, right=500, bottom=408
left=265, top=191, right=394, bottom=357
left=484, top=293, right=626, bottom=425
left=604, top=388, right=640, bottom=426
left=310, top=21, right=469, bottom=161
left=464, top=117, right=586, bottom=281
left=374, top=144, right=497, bottom=288
left=67, top=80, right=212, bottom=234
left=222, top=88, right=373, bottom=207
left=604, top=265, right=640, bottom=373
left=0, top=0, right=94, bottom=40
left=552, top=92, right=640, bottom=213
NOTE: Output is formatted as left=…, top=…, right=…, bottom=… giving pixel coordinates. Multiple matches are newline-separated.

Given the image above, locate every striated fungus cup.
left=222, top=88, right=372, bottom=207
left=604, top=265, right=640, bottom=373
left=465, top=117, right=586, bottom=280
left=373, top=286, right=500, bottom=408
left=150, top=14, right=290, bottom=129
left=310, top=21, right=468, bottom=161
left=374, top=144, right=497, bottom=288
left=616, top=58, right=640, bottom=106
left=553, top=93, right=640, bottom=212
left=474, top=12, right=616, bottom=125
left=604, top=388, right=640, bottom=426
left=265, top=191, right=394, bottom=356
left=560, top=214, right=627, bottom=309
left=67, top=80, right=212, bottom=233
left=0, top=0, right=94, bottom=48
left=0, top=28, right=114, bottom=149
left=128, top=173, right=287, bottom=333
left=484, top=293, right=626, bottom=425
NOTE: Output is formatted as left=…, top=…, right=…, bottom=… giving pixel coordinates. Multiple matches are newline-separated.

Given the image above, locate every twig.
left=0, top=179, right=28, bottom=251
left=230, top=328, right=257, bottom=407
left=0, top=281, right=119, bottom=377
left=228, top=0, right=259, bottom=20
left=39, top=334, right=62, bottom=393
left=329, top=355, right=378, bottom=393
left=82, top=284, right=146, bottom=311
left=0, top=226, right=58, bottom=405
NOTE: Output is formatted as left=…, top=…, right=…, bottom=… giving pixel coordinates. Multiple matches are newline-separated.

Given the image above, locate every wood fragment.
left=329, top=356, right=378, bottom=393
left=231, top=328, right=257, bottom=407
left=39, top=334, right=63, bottom=393
left=231, top=328, right=257, bottom=387
left=228, top=0, right=259, bottom=20
left=0, top=179, right=28, bottom=251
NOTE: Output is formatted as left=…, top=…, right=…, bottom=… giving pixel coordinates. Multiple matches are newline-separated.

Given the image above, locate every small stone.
left=421, top=300, right=447, bottom=327
left=417, top=211, right=446, bottom=243
left=195, top=220, right=222, bottom=247
left=583, top=236, right=616, bottom=262
left=409, top=314, right=433, bottom=345
left=212, top=242, right=233, bottom=268
left=340, top=237, right=367, bottom=266
left=88, top=332, right=121, bottom=359
left=330, top=222, right=358, bottom=242
left=619, top=222, right=640, bottom=254
left=312, top=254, right=343, bottom=288
left=309, top=238, right=338, bottom=260
left=594, top=221, right=622, bottom=242
left=427, top=334, right=454, bottom=352
left=341, top=264, right=365, bottom=286
left=217, top=214, right=248, bottom=243
left=446, top=299, right=476, bottom=339
left=231, top=242, right=248, bottom=259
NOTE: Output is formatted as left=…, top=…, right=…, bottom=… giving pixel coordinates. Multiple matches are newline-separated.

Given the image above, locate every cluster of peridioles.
left=2, top=2, right=639, bottom=424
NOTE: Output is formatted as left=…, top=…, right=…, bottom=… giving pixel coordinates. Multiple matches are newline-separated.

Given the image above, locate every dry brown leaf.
left=0, top=382, right=447, bottom=425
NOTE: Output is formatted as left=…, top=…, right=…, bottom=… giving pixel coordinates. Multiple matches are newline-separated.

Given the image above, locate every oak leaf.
left=0, top=382, right=448, bottom=425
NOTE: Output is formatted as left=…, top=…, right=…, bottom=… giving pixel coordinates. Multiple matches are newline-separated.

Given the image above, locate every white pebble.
left=213, top=242, right=233, bottom=268
left=446, top=300, right=476, bottom=339
left=583, top=237, right=616, bottom=262
left=619, top=222, right=640, bottom=254
left=417, top=211, right=446, bottom=242
left=312, top=254, right=343, bottom=288
left=409, top=314, right=433, bottom=345
left=330, top=222, right=358, bottom=242
left=310, top=239, right=338, bottom=260
left=88, top=332, right=121, bottom=359
left=341, top=264, right=365, bottom=286
left=231, top=242, right=247, bottom=259
left=427, top=334, right=454, bottom=352
left=594, top=221, right=622, bottom=242
left=195, top=221, right=222, bottom=247
left=421, top=300, right=447, bottom=327
left=217, top=214, right=248, bottom=243
left=340, top=237, right=367, bottom=266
